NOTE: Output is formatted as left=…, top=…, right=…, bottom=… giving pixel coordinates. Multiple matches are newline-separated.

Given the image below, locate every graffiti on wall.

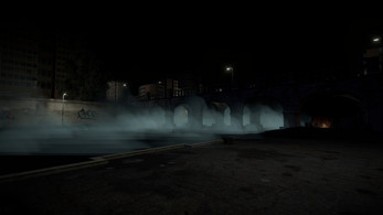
left=0, top=110, right=15, bottom=120
left=77, top=108, right=96, bottom=120
left=0, top=110, right=15, bottom=127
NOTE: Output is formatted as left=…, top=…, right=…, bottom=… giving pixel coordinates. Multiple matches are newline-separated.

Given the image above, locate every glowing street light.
left=61, top=92, right=67, bottom=125
left=225, top=66, right=233, bottom=72
left=225, top=66, right=234, bottom=88
left=371, top=36, right=383, bottom=73
left=372, top=36, right=381, bottom=44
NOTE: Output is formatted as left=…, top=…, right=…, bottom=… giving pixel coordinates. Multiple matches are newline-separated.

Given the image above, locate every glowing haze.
left=0, top=96, right=284, bottom=155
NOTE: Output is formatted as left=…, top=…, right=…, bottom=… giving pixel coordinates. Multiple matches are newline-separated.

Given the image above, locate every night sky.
left=2, top=6, right=383, bottom=87
left=93, top=14, right=381, bottom=87
left=83, top=10, right=382, bottom=84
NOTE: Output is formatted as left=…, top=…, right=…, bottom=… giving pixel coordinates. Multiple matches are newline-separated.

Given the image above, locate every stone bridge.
left=137, top=74, right=383, bottom=132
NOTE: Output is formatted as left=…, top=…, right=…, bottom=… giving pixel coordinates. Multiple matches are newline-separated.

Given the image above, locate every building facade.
left=138, top=83, right=165, bottom=100
left=106, top=81, right=129, bottom=102
left=0, top=28, right=40, bottom=97
left=0, top=25, right=99, bottom=99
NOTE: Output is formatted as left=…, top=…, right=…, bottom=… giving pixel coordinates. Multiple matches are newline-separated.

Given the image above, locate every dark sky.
left=2, top=6, right=383, bottom=86
left=79, top=10, right=381, bottom=82
left=89, top=14, right=381, bottom=86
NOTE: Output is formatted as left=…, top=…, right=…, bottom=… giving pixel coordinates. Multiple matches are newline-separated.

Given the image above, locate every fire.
left=312, top=117, right=332, bottom=128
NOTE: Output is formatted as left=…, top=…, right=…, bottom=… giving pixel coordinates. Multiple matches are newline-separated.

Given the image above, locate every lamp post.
left=372, top=36, right=382, bottom=73
left=114, top=82, right=128, bottom=103
left=122, top=83, right=128, bottom=102
left=372, top=36, right=381, bottom=44
left=61, top=92, right=67, bottom=126
left=225, top=66, right=234, bottom=89
left=114, top=81, right=117, bottom=103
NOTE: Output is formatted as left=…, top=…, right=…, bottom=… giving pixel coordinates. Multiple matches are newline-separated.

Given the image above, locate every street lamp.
left=225, top=66, right=234, bottom=88
left=122, top=83, right=128, bottom=102
left=371, top=36, right=382, bottom=73
left=372, top=36, right=381, bottom=44
left=61, top=92, right=67, bottom=126
left=115, top=82, right=128, bottom=103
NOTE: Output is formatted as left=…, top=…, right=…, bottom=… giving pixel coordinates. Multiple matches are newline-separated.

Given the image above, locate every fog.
left=0, top=96, right=285, bottom=155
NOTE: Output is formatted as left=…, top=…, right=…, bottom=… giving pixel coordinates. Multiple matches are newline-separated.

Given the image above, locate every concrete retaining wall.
left=0, top=97, right=116, bottom=127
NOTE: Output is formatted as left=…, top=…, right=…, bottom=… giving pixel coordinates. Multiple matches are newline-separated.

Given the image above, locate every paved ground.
left=0, top=155, right=90, bottom=175
left=1, top=136, right=383, bottom=214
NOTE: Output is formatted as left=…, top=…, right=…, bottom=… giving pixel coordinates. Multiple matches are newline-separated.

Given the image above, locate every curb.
left=0, top=138, right=223, bottom=183
left=0, top=158, right=108, bottom=183
left=96, top=138, right=223, bottom=161
left=94, top=144, right=186, bottom=161
left=184, top=138, right=224, bottom=148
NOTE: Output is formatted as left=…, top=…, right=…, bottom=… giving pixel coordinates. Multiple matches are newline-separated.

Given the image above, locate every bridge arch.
left=213, top=102, right=231, bottom=127
left=170, top=96, right=208, bottom=129
left=202, top=101, right=232, bottom=128
left=243, top=97, right=284, bottom=132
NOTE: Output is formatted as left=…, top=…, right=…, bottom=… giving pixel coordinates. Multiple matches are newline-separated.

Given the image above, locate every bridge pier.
left=188, top=106, right=203, bottom=130
left=213, top=111, right=224, bottom=129
left=164, top=110, right=175, bottom=128
left=231, top=110, right=243, bottom=130
left=283, top=111, right=300, bottom=128
left=229, top=103, right=244, bottom=130
left=249, top=111, right=263, bottom=131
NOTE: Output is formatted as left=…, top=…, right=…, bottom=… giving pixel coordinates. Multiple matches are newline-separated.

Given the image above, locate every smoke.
left=0, top=96, right=285, bottom=155
left=242, top=104, right=284, bottom=133
left=253, top=104, right=284, bottom=130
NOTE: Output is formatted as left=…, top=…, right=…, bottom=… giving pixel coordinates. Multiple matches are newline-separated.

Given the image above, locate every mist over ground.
left=0, top=96, right=285, bottom=155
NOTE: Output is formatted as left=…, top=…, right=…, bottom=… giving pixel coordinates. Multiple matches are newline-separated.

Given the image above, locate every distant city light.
left=123, top=83, right=127, bottom=87
left=158, top=81, right=162, bottom=84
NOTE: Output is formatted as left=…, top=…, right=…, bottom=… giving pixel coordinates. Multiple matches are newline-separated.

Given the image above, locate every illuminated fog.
left=0, top=96, right=285, bottom=155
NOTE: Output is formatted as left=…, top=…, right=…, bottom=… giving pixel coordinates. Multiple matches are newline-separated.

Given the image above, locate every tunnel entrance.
left=301, top=94, right=363, bottom=129
left=243, top=99, right=284, bottom=132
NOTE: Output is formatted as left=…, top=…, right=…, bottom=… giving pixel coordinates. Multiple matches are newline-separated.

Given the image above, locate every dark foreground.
left=1, top=134, right=383, bottom=214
